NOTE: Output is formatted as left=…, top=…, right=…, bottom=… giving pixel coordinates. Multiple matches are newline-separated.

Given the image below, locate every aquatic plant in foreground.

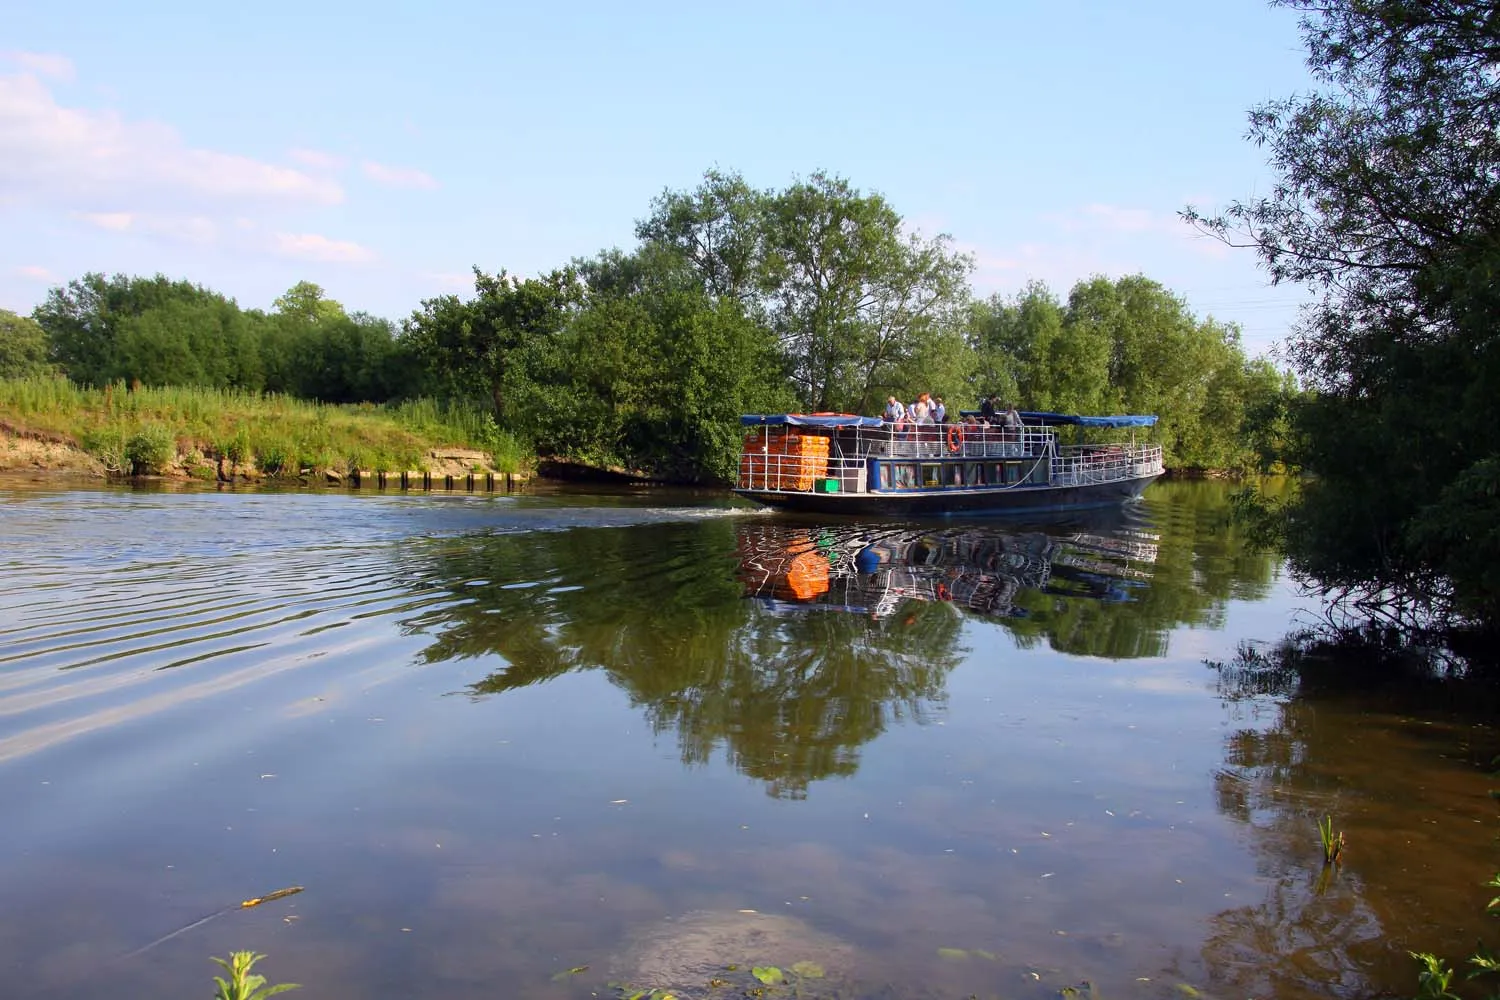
left=210, top=951, right=299, bottom=1000
left=1318, top=814, right=1345, bottom=865
left=1410, top=874, right=1500, bottom=999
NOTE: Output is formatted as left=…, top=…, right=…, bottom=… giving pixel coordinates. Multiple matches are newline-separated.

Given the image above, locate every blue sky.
left=2, top=0, right=1314, bottom=357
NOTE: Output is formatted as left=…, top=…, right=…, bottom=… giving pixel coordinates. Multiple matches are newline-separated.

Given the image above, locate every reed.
left=1317, top=814, right=1345, bottom=865
left=0, top=377, right=531, bottom=475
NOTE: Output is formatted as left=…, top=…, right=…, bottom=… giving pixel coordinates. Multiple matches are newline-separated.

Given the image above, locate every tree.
left=403, top=268, right=581, bottom=417
left=0, top=309, right=51, bottom=379
left=272, top=281, right=347, bottom=326
left=759, top=172, right=973, bottom=412
left=638, top=170, right=974, bottom=414
left=635, top=168, right=766, bottom=303
left=33, top=273, right=261, bottom=388
left=518, top=247, right=794, bottom=481
left=1187, top=0, right=1500, bottom=629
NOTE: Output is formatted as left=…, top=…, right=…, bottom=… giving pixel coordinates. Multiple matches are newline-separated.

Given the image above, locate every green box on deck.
left=820, top=478, right=840, bottom=493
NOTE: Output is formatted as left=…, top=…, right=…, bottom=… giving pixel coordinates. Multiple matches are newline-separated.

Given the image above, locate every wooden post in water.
left=422, top=471, right=431, bottom=490
left=377, top=471, right=386, bottom=489
left=485, top=472, right=494, bottom=491
left=506, top=472, right=514, bottom=491
left=444, top=474, right=454, bottom=491
left=466, top=472, right=474, bottom=491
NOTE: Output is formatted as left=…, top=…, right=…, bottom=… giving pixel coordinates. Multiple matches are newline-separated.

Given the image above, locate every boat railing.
left=1050, top=443, right=1164, bottom=486
left=736, top=452, right=869, bottom=493
left=848, top=423, right=1053, bottom=459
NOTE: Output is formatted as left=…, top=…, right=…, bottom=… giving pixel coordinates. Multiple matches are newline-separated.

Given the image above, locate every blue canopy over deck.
left=956, top=411, right=1158, bottom=428
left=1022, top=412, right=1157, bottom=428
left=741, top=413, right=886, bottom=428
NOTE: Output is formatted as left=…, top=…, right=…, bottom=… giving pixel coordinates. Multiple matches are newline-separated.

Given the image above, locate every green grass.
left=0, top=377, right=531, bottom=477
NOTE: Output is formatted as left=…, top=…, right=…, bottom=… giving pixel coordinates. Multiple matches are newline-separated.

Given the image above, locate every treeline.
left=1, top=170, right=1295, bottom=483
left=2, top=276, right=407, bottom=404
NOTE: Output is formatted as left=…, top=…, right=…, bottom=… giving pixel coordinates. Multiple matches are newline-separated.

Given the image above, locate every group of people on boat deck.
left=977, top=394, right=1024, bottom=429
left=883, top=392, right=946, bottom=426
left=881, top=393, right=1022, bottom=430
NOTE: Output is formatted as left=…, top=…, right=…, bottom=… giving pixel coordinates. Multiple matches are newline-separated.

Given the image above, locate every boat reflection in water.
left=736, top=519, right=1160, bottom=621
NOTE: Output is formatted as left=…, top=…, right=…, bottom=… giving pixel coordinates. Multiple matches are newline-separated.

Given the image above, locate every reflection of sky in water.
left=0, top=482, right=1495, bottom=1000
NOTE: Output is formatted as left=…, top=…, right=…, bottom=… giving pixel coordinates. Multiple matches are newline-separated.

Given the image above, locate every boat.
left=732, top=411, right=1165, bottom=515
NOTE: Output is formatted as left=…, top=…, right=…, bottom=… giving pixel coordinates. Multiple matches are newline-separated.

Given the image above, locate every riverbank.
left=0, top=377, right=532, bottom=483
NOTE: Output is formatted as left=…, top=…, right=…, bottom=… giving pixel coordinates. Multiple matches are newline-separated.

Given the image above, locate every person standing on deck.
left=910, top=394, right=931, bottom=425
left=884, top=396, right=906, bottom=424
left=932, top=396, right=946, bottom=424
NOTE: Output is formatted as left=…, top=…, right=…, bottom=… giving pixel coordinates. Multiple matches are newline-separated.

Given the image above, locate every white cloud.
left=72, top=210, right=218, bottom=244
left=0, top=70, right=343, bottom=206
left=75, top=210, right=134, bottom=231
left=424, top=271, right=473, bottom=291
left=274, top=232, right=376, bottom=263
left=361, top=160, right=439, bottom=190
left=16, top=264, right=56, bottom=281
left=289, top=147, right=346, bottom=171
left=1081, top=203, right=1161, bottom=234
left=3, top=51, right=74, bottom=81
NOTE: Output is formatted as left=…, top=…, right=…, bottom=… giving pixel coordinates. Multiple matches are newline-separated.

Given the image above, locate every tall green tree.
left=403, top=267, right=582, bottom=418
left=760, top=172, right=973, bottom=412
left=637, top=169, right=974, bottom=414
left=33, top=273, right=261, bottom=389
left=0, top=309, right=52, bottom=380
left=1188, top=0, right=1500, bottom=629
left=635, top=168, right=766, bottom=303
left=519, top=247, right=793, bottom=480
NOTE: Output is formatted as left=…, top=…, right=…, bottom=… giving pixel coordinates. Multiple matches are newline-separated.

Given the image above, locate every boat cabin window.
left=880, top=463, right=920, bottom=489
left=921, top=464, right=941, bottom=487
left=943, top=464, right=965, bottom=487
left=965, top=462, right=984, bottom=485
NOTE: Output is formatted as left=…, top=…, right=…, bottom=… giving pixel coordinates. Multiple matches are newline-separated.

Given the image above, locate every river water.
left=0, top=479, right=1495, bottom=1000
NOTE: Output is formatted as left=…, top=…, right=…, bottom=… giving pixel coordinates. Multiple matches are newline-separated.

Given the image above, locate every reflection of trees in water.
left=1199, top=656, right=1500, bottom=1000
left=399, top=482, right=1280, bottom=798
left=736, top=479, right=1283, bottom=661
left=402, top=520, right=962, bottom=798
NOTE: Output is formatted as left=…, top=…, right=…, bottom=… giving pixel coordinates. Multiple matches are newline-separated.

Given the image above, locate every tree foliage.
left=1189, top=0, right=1500, bottom=629
left=635, top=169, right=975, bottom=412
left=0, top=309, right=52, bottom=380
left=27, top=273, right=404, bottom=403
left=969, top=276, right=1292, bottom=470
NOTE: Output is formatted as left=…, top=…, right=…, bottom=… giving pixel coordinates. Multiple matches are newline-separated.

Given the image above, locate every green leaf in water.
left=1175, top=985, right=1203, bottom=998
left=551, top=965, right=589, bottom=981
left=974, top=949, right=998, bottom=961
left=791, top=961, right=825, bottom=979
left=752, top=966, right=784, bottom=985
left=937, top=947, right=970, bottom=960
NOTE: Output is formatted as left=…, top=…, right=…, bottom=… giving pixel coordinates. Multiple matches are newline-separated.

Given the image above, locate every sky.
left=1, top=0, right=1317, bottom=358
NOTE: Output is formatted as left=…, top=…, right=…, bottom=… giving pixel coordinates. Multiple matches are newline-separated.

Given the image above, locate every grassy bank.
left=0, top=377, right=531, bottom=479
